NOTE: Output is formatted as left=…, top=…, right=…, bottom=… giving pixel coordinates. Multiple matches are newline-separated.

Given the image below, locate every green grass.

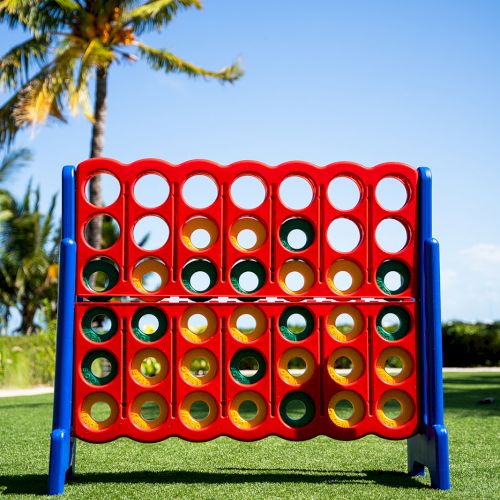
left=0, top=372, right=499, bottom=498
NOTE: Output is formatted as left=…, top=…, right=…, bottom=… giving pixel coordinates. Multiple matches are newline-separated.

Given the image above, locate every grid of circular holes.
left=376, top=306, right=411, bottom=341
left=180, top=392, right=217, bottom=429
left=180, top=348, right=217, bottom=386
left=328, top=391, right=364, bottom=428
left=132, top=307, right=167, bottom=342
left=376, top=260, right=410, bottom=295
left=130, top=392, right=168, bottom=430
left=376, top=218, right=409, bottom=253
left=376, top=390, right=414, bottom=427
left=278, top=348, right=314, bottom=385
left=326, top=306, right=364, bottom=342
left=131, top=349, right=168, bottom=386
left=82, top=307, right=118, bottom=343
left=327, top=348, right=364, bottom=384
left=279, top=306, right=314, bottom=342
left=180, top=305, right=217, bottom=343
left=81, top=393, right=118, bottom=430
left=181, top=216, right=218, bottom=251
left=328, top=176, right=361, bottom=210
left=230, top=349, right=266, bottom=385
left=326, top=259, right=363, bottom=295
left=132, top=257, right=168, bottom=293
left=182, top=259, right=218, bottom=294
left=133, top=215, right=170, bottom=251
left=84, top=214, right=120, bottom=249
left=134, top=173, right=170, bottom=208
left=279, top=391, right=315, bottom=428
left=182, top=174, right=219, bottom=209
left=327, top=218, right=361, bottom=253
left=279, top=175, right=314, bottom=210
left=376, top=176, right=409, bottom=211
left=230, top=175, right=267, bottom=209
left=278, top=259, right=314, bottom=294
left=279, top=218, right=315, bottom=252
left=81, top=350, right=118, bottom=386
left=83, top=257, right=119, bottom=293
left=376, top=347, right=413, bottom=384
left=229, top=391, right=266, bottom=429
left=230, top=259, right=266, bottom=294
left=85, top=173, right=120, bottom=207
left=229, top=305, right=266, bottom=343
left=230, top=217, right=267, bottom=252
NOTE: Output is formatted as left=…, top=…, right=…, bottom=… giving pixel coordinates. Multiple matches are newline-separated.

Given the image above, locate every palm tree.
left=0, top=1, right=243, bottom=247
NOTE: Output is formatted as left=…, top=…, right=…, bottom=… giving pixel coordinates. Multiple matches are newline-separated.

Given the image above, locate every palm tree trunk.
left=86, top=67, right=109, bottom=249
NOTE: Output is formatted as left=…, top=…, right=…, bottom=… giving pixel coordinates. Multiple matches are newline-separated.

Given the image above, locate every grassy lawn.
left=0, top=372, right=498, bottom=498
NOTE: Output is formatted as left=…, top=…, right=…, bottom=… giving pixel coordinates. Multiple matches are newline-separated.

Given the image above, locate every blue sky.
left=1, top=0, right=500, bottom=321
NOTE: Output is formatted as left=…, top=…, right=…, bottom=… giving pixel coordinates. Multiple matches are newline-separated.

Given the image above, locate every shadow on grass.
left=0, top=468, right=429, bottom=495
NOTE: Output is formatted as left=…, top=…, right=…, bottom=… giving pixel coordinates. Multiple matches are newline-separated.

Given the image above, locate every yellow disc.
left=326, top=259, right=363, bottom=295
left=229, top=391, right=267, bottom=429
left=180, top=348, right=217, bottom=386
left=376, top=347, right=413, bottom=384
left=278, top=348, right=315, bottom=385
left=328, top=391, right=364, bottom=428
left=180, top=391, right=218, bottom=429
left=376, top=390, right=414, bottom=427
left=80, top=393, right=118, bottom=431
left=130, top=392, right=168, bottom=430
left=278, top=259, right=315, bottom=295
left=229, top=305, right=266, bottom=343
left=229, top=217, right=267, bottom=252
left=327, top=348, right=364, bottom=384
left=130, top=348, right=168, bottom=386
left=180, top=306, right=217, bottom=343
left=326, top=305, right=364, bottom=342
left=181, top=216, right=219, bottom=251
left=131, top=258, right=169, bottom=293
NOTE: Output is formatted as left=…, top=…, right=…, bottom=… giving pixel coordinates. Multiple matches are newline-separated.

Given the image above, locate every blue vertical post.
left=48, top=166, right=77, bottom=495
left=407, top=167, right=450, bottom=489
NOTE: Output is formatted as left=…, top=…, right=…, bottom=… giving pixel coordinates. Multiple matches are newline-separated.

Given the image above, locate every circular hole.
left=381, top=313, right=401, bottom=333
left=238, top=400, right=258, bottom=421
left=333, top=271, right=353, bottom=292
left=189, top=357, right=210, bottom=378
left=335, top=313, right=354, bottom=334
left=90, top=357, right=112, bottom=379
left=239, top=356, right=259, bottom=378
left=327, top=218, right=361, bottom=253
left=328, top=176, right=360, bottom=210
left=140, top=401, right=161, bottom=421
left=187, top=313, right=208, bottom=335
left=384, top=271, right=403, bottom=292
left=132, top=258, right=168, bottom=294
left=90, top=401, right=112, bottom=422
left=182, top=260, right=217, bottom=294
left=191, top=271, right=211, bottom=292
left=279, top=176, right=314, bottom=210
left=376, top=177, right=408, bottom=211
left=142, top=271, right=162, bottom=292
left=286, top=313, right=307, bottom=334
left=190, top=400, right=210, bottom=421
left=133, top=215, right=170, bottom=251
left=384, top=356, right=403, bottom=376
left=376, top=218, right=408, bottom=253
left=231, top=260, right=266, bottom=294
left=285, top=399, right=307, bottom=421
left=88, top=271, right=109, bottom=292
left=285, top=271, right=305, bottom=292
left=288, top=229, right=307, bottom=250
left=191, top=228, right=211, bottom=249
left=237, top=229, right=258, bottom=250
left=231, top=175, right=267, bottom=209
left=91, top=314, right=113, bottom=336
left=287, top=357, right=307, bottom=377
left=335, top=399, right=354, bottom=420
left=138, top=314, right=160, bottom=335
left=334, top=356, right=353, bottom=376
left=279, top=218, right=315, bottom=252
left=239, top=272, right=259, bottom=292
left=278, top=260, right=314, bottom=295
left=134, top=173, right=170, bottom=208
left=84, top=258, right=119, bottom=293
left=182, top=174, right=218, bottom=209
left=383, top=399, right=402, bottom=419
left=84, top=215, right=120, bottom=249
left=236, top=314, right=257, bottom=333
left=140, top=356, right=162, bottom=378
left=85, top=173, right=120, bottom=207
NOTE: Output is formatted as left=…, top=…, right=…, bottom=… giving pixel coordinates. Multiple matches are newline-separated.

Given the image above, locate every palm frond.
left=0, top=148, right=32, bottom=183
left=0, top=1, right=69, bottom=34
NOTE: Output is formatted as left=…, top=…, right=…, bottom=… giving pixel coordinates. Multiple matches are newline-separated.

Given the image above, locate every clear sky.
left=1, top=0, right=500, bottom=321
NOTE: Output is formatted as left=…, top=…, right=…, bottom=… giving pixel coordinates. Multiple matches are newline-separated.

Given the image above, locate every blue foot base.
left=48, top=429, right=71, bottom=495
left=407, top=424, right=450, bottom=490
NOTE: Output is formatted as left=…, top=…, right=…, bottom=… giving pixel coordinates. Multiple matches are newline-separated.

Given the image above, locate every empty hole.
left=237, top=229, right=258, bottom=250
left=142, top=271, right=162, bottom=293
left=376, top=177, right=408, bottom=211
left=189, top=357, right=210, bottom=377
left=327, top=218, right=361, bottom=252
left=190, top=228, right=211, bottom=249
left=287, top=229, right=307, bottom=250
left=239, top=356, right=259, bottom=377
left=182, top=174, right=218, bottom=209
left=85, top=173, right=120, bottom=207
left=133, top=216, right=169, bottom=251
left=334, top=356, right=353, bottom=376
left=335, top=400, right=354, bottom=420
left=287, top=313, right=306, bottom=334
left=88, top=271, right=109, bottom=292
left=190, top=271, right=211, bottom=292
left=138, top=314, right=159, bottom=335
left=134, top=173, right=170, bottom=208
left=333, top=271, right=353, bottom=291
left=90, top=401, right=111, bottom=422
left=383, top=399, right=402, bottom=419
left=231, top=175, right=266, bottom=209
left=376, top=219, right=408, bottom=253
left=84, top=215, right=120, bottom=249
left=190, top=400, right=210, bottom=421
left=140, top=401, right=161, bottom=421
left=239, top=271, right=259, bottom=292
left=385, top=356, right=403, bottom=376
left=381, top=313, right=401, bottom=333
left=279, top=176, right=314, bottom=210
left=90, top=357, right=112, bottom=379
left=287, top=357, right=307, bottom=377
left=187, top=314, right=208, bottom=335
left=335, top=313, right=354, bottom=333
left=140, top=357, right=161, bottom=377
left=384, top=271, right=403, bottom=291
left=285, top=399, right=307, bottom=420
left=328, top=176, right=360, bottom=210
left=285, top=271, right=305, bottom=292
left=238, top=400, right=258, bottom=421
left=236, top=314, right=257, bottom=333
left=91, top=314, right=112, bottom=335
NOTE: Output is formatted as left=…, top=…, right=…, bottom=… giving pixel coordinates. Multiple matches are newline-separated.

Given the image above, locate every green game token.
left=376, top=260, right=410, bottom=295
left=81, top=350, right=118, bottom=386
left=279, top=217, right=315, bottom=251
left=82, top=307, right=118, bottom=342
left=230, top=349, right=266, bottom=385
left=280, top=391, right=315, bottom=428
left=132, top=306, right=168, bottom=342
left=279, top=306, right=314, bottom=341
left=376, top=306, right=411, bottom=341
